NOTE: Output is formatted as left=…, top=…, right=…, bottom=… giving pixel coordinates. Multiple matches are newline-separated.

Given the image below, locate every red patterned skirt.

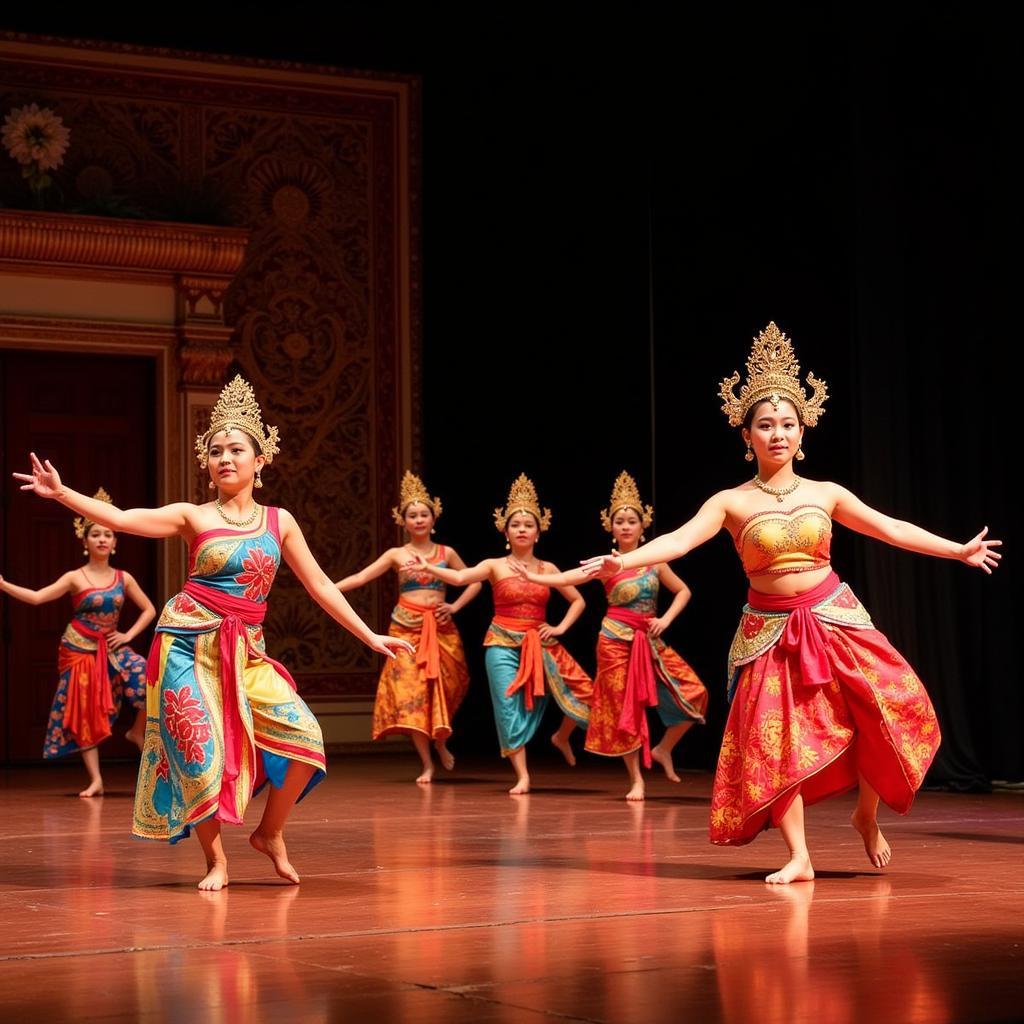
left=709, top=572, right=940, bottom=846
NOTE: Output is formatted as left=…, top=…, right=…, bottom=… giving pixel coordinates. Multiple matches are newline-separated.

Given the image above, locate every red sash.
left=747, top=571, right=840, bottom=687
left=607, top=606, right=658, bottom=768
left=62, top=622, right=116, bottom=748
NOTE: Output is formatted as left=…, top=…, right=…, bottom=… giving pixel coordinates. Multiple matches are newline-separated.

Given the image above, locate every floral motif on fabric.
left=163, top=685, right=212, bottom=764
left=236, top=546, right=277, bottom=602
left=173, top=593, right=198, bottom=615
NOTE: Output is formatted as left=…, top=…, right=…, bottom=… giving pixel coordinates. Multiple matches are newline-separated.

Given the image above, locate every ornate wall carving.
left=0, top=35, right=421, bottom=699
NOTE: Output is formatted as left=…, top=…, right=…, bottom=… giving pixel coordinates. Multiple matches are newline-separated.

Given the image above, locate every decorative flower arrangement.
left=2, top=103, right=71, bottom=205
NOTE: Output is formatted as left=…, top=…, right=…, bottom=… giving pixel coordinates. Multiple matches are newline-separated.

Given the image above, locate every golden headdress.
left=195, top=375, right=281, bottom=468
left=494, top=473, right=552, bottom=532
left=719, top=322, right=828, bottom=427
left=391, top=470, right=443, bottom=525
left=73, top=487, right=113, bottom=539
left=600, top=471, right=653, bottom=532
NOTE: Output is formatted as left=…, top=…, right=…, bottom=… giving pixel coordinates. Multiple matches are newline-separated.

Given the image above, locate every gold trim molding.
left=0, top=209, right=250, bottom=277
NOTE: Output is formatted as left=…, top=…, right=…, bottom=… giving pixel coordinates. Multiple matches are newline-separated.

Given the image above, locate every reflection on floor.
left=0, top=756, right=1021, bottom=1023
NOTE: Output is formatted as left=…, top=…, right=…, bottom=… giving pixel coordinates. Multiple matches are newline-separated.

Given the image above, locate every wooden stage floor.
left=0, top=755, right=1021, bottom=1023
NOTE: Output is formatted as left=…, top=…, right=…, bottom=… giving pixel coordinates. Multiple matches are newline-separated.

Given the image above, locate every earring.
left=505, top=540, right=511, bottom=551
left=208, top=480, right=216, bottom=490
left=795, top=446, right=805, bottom=461
left=640, top=534, right=646, bottom=543
left=83, top=550, right=88, bottom=558
left=430, top=526, right=436, bottom=534
left=254, top=471, right=263, bottom=489
left=744, top=441, right=754, bottom=463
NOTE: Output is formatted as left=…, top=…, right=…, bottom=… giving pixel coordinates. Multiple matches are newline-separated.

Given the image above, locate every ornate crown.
left=195, top=375, right=281, bottom=468
left=494, top=473, right=552, bottom=532
left=73, top=487, right=113, bottom=539
left=391, top=470, right=443, bottom=525
left=600, top=471, right=653, bottom=532
left=719, top=322, right=829, bottom=427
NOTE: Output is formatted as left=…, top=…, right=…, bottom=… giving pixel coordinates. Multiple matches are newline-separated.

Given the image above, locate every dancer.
left=335, top=470, right=479, bottom=783
left=0, top=487, right=155, bottom=797
left=412, top=474, right=591, bottom=794
left=15, top=376, right=412, bottom=890
left=581, top=323, right=1000, bottom=882
left=513, top=471, right=708, bottom=801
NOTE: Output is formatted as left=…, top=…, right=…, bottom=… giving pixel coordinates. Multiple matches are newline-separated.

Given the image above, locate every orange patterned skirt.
left=373, top=603, right=470, bottom=741
left=710, top=573, right=940, bottom=846
left=586, top=631, right=707, bottom=758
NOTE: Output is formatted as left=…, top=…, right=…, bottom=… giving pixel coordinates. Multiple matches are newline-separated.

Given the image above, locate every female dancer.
left=0, top=487, right=155, bottom=797
left=513, top=471, right=708, bottom=801
left=412, top=474, right=592, bottom=794
left=336, top=470, right=480, bottom=783
left=581, top=323, right=1000, bottom=882
left=15, top=376, right=412, bottom=889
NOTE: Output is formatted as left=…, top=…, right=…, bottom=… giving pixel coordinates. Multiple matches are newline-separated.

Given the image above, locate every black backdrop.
left=5, top=9, right=1018, bottom=782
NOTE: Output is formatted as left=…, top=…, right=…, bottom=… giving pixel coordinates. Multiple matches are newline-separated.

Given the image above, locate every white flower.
left=3, top=103, right=71, bottom=171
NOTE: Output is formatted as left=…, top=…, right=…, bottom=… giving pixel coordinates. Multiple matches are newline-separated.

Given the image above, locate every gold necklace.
left=752, top=475, right=801, bottom=503
left=215, top=498, right=260, bottom=527
left=506, top=555, right=539, bottom=573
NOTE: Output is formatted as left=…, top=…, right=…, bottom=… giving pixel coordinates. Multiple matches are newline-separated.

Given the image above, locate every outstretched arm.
left=441, top=548, right=482, bottom=615
left=831, top=484, right=1002, bottom=573
left=279, top=510, right=412, bottom=658
left=14, top=453, right=193, bottom=539
left=0, top=570, right=76, bottom=606
left=408, top=552, right=495, bottom=586
left=581, top=493, right=729, bottom=578
left=511, top=563, right=593, bottom=588
left=335, top=550, right=398, bottom=592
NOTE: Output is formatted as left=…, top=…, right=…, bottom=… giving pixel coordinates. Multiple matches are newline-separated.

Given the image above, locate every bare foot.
left=198, top=861, right=229, bottom=891
left=765, top=853, right=815, bottom=884
left=625, top=782, right=645, bottom=802
left=650, top=745, right=680, bottom=782
left=249, top=829, right=301, bottom=884
left=435, top=741, right=455, bottom=771
left=509, top=776, right=531, bottom=795
left=852, top=810, right=892, bottom=868
left=416, top=766, right=434, bottom=784
left=125, top=728, right=145, bottom=751
left=78, top=779, right=104, bottom=798
left=551, top=732, right=576, bottom=767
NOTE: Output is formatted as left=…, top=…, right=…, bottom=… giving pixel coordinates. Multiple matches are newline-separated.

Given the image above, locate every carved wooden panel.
left=0, top=36, right=421, bottom=698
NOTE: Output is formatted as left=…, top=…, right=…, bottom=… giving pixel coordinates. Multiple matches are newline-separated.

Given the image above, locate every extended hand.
left=372, top=635, right=415, bottom=659
left=402, top=552, right=432, bottom=573
left=579, top=553, right=621, bottom=579
left=961, top=527, right=1002, bottom=574
left=13, top=452, right=64, bottom=499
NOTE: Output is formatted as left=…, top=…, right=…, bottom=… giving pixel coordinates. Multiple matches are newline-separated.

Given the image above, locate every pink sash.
left=746, top=571, right=840, bottom=687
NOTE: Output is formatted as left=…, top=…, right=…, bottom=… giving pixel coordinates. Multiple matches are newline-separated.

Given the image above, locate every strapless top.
left=492, top=575, right=550, bottom=621
left=734, top=504, right=832, bottom=578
